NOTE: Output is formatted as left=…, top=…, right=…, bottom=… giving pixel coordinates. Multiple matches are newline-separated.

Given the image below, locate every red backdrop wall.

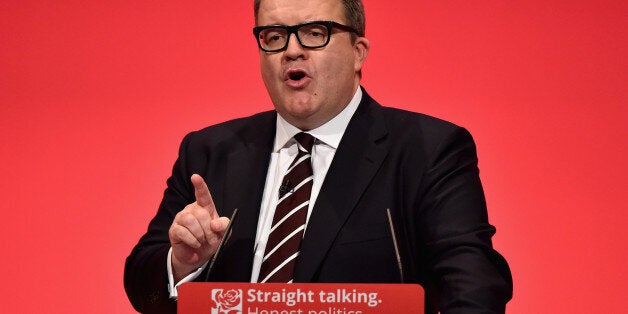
left=1, top=0, right=626, bottom=312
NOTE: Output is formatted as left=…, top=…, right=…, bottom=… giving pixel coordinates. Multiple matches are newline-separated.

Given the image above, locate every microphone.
left=386, top=208, right=405, bottom=283
left=279, top=179, right=292, bottom=198
left=204, top=208, right=239, bottom=282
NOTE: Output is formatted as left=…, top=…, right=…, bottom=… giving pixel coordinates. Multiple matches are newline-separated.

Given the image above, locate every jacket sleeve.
left=416, top=127, right=513, bottom=314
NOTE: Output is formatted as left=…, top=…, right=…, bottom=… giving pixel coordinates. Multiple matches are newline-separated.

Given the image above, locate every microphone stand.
left=204, top=208, right=239, bottom=282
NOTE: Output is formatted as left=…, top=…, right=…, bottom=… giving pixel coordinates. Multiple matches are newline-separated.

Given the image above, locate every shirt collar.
left=274, top=87, right=363, bottom=152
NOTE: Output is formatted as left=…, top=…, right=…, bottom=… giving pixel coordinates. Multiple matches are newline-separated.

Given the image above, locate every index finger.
left=191, top=174, right=218, bottom=218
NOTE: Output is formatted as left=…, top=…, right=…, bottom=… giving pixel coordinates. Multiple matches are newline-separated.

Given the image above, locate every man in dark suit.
left=124, top=0, right=512, bottom=313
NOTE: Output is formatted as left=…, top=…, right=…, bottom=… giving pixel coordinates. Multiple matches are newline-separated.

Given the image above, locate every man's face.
left=257, top=0, right=369, bottom=130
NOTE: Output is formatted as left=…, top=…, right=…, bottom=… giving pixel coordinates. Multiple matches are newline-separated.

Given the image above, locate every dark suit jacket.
left=124, top=89, right=512, bottom=313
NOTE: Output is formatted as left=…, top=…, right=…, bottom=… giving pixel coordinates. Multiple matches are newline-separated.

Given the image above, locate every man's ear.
left=353, top=37, right=370, bottom=72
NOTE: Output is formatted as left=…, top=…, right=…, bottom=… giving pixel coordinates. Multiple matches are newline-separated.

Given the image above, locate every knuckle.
left=172, top=227, right=187, bottom=240
left=176, top=211, right=196, bottom=226
left=195, top=208, right=210, bottom=220
left=168, top=225, right=185, bottom=241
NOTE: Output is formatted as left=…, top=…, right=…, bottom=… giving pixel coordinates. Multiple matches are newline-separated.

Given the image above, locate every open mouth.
left=286, top=69, right=308, bottom=82
left=290, top=71, right=306, bottom=81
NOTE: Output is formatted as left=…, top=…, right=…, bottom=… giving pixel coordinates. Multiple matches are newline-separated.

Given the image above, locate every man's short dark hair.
left=254, top=0, right=366, bottom=39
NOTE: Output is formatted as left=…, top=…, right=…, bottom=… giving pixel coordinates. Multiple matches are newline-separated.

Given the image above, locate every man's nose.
left=284, top=33, right=306, bottom=60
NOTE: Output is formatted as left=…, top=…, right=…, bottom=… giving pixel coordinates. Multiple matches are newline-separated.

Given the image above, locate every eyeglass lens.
left=258, top=23, right=329, bottom=51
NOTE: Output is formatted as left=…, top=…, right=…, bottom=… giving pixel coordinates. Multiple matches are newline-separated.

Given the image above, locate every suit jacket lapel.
left=217, top=111, right=276, bottom=281
left=295, top=91, right=390, bottom=281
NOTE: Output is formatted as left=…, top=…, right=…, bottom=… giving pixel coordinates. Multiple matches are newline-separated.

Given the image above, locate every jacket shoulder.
left=380, top=106, right=462, bottom=134
left=374, top=105, right=474, bottom=151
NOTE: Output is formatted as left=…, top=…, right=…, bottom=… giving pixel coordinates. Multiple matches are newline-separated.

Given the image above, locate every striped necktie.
left=259, top=132, right=315, bottom=283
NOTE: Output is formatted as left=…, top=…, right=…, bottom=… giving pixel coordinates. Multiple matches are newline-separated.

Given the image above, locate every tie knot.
left=294, top=132, right=315, bottom=153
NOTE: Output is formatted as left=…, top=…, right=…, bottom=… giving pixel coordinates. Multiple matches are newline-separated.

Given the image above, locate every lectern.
left=178, top=282, right=423, bottom=313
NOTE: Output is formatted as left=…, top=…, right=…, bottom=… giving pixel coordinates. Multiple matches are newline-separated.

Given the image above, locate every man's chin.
left=277, top=106, right=322, bottom=130
left=275, top=95, right=315, bottom=113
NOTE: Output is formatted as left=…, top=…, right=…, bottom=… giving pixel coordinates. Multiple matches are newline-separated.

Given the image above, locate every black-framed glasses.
left=253, top=21, right=359, bottom=52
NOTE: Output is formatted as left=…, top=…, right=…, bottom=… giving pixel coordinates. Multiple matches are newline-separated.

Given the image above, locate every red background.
left=1, top=0, right=626, bottom=312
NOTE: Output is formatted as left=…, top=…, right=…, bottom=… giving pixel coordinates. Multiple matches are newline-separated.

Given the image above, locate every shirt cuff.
left=166, top=247, right=209, bottom=299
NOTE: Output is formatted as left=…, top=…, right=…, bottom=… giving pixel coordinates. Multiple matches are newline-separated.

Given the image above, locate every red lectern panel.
left=178, top=282, right=424, bottom=313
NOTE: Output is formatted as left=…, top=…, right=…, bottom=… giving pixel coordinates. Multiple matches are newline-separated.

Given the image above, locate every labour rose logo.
left=211, top=289, right=243, bottom=314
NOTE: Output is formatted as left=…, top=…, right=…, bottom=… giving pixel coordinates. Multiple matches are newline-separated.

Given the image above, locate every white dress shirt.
left=167, top=88, right=362, bottom=297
